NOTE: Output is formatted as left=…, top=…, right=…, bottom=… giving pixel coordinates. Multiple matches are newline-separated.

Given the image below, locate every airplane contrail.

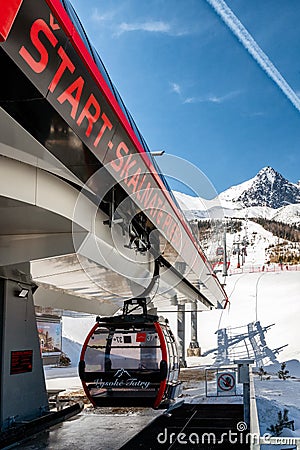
left=206, top=0, right=300, bottom=113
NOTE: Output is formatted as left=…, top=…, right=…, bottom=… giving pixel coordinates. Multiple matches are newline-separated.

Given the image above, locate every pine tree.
left=267, top=409, right=294, bottom=436
left=257, top=366, right=267, bottom=381
left=277, top=362, right=290, bottom=380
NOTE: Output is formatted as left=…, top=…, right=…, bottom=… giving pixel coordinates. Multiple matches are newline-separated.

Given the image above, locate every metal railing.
left=204, top=364, right=300, bottom=449
left=229, top=264, right=300, bottom=275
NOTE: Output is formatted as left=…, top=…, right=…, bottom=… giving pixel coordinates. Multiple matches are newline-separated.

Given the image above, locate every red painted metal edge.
left=44, top=0, right=227, bottom=304
left=0, top=0, right=23, bottom=41
left=153, top=322, right=168, bottom=408
left=79, top=322, right=99, bottom=406
left=79, top=322, right=99, bottom=362
left=81, top=380, right=96, bottom=407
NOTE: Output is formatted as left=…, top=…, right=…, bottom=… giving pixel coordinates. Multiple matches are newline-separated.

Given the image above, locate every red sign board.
left=10, top=350, right=33, bottom=375
left=0, top=0, right=23, bottom=41
left=0, top=0, right=227, bottom=308
left=136, top=332, right=146, bottom=343
left=217, top=372, right=236, bottom=395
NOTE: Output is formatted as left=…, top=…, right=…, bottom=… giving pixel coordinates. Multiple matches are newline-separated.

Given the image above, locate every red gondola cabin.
left=79, top=299, right=182, bottom=408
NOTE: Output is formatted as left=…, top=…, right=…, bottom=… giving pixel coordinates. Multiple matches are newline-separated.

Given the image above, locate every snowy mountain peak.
left=220, top=167, right=300, bottom=209
left=257, top=166, right=277, bottom=181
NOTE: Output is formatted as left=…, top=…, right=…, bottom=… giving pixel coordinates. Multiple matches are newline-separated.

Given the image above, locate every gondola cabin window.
left=84, top=328, right=162, bottom=372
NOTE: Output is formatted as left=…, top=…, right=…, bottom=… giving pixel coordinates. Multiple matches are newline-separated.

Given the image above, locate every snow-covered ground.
left=255, top=377, right=300, bottom=432
left=54, top=270, right=300, bottom=439
left=254, top=377, right=300, bottom=449
left=45, top=213, right=300, bottom=445
left=201, top=271, right=300, bottom=362
left=194, top=269, right=300, bottom=445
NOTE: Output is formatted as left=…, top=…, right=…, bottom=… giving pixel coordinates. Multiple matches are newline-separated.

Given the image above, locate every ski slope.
left=197, top=271, right=300, bottom=364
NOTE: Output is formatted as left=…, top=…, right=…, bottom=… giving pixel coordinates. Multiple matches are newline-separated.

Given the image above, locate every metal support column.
left=187, top=301, right=201, bottom=357
left=177, top=303, right=187, bottom=367
left=0, top=264, right=48, bottom=431
left=223, top=224, right=228, bottom=277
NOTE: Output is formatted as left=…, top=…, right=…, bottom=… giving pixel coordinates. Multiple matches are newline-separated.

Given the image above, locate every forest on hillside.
left=251, top=218, right=300, bottom=242
left=249, top=218, right=300, bottom=264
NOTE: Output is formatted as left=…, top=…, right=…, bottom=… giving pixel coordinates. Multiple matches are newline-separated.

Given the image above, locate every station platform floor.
left=9, top=407, right=161, bottom=450
left=8, top=366, right=244, bottom=449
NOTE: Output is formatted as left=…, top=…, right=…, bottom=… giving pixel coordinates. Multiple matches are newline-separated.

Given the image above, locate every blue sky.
left=70, top=0, right=300, bottom=194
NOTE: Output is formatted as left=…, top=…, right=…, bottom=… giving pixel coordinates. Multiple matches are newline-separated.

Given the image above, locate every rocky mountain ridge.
left=219, top=166, right=300, bottom=209
left=174, top=167, right=300, bottom=225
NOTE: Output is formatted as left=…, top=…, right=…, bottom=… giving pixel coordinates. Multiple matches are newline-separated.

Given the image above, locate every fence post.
left=234, top=359, right=254, bottom=429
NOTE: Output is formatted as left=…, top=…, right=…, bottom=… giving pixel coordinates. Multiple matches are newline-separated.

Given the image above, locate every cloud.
left=183, top=90, right=240, bottom=104
left=116, top=20, right=171, bottom=35
left=171, top=83, right=240, bottom=104
left=91, top=7, right=191, bottom=37
left=210, top=90, right=240, bottom=103
left=183, top=97, right=196, bottom=104
left=170, top=79, right=240, bottom=104
left=170, top=82, right=181, bottom=95
left=169, top=81, right=241, bottom=104
left=92, top=8, right=118, bottom=23
left=114, top=20, right=191, bottom=37
left=248, top=111, right=265, bottom=117
left=206, top=0, right=300, bottom=113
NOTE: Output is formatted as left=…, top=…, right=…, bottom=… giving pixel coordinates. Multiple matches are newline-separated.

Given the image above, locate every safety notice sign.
left=217, top=371, right=236, bottom=396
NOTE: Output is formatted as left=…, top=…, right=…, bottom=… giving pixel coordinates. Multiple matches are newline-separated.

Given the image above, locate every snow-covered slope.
left=174, top=191, right=223, bottom=220
left=272, top=203, right=300, bottom=225
left=218, top=175, right=255, bottom=209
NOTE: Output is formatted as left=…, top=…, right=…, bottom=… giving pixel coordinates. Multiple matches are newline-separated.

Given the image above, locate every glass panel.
left=162, top=325, right=179, bottom=383
left=110, top=330, right=161, bottom=370
left=126, top=110, right=144, bottom=147
left=91, top=47, right=115, bottom=92
left=84, top=329, right=108, bottom=372
left=84, top=327, right=162, bottom=372
left=111, top=85, right=133, bottom=124
left=61, top=0, right=93, bottom=56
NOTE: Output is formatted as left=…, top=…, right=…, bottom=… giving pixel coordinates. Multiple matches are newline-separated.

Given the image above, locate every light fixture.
left=150, top=150, right=165, bottom=156
left=18, top=288, right=29, bottom=298
left=16, top=284, right=30, bottom=298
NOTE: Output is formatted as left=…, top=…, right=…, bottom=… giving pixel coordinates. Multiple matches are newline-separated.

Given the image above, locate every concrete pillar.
left=187, top=301, right=201, bottom=357
left=0, top=264, right=48, bottom=431
left=177, top=303, right=187, bottom=367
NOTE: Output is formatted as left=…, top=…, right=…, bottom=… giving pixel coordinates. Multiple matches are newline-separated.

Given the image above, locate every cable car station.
left=0, top=0, right=234, bottom=447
